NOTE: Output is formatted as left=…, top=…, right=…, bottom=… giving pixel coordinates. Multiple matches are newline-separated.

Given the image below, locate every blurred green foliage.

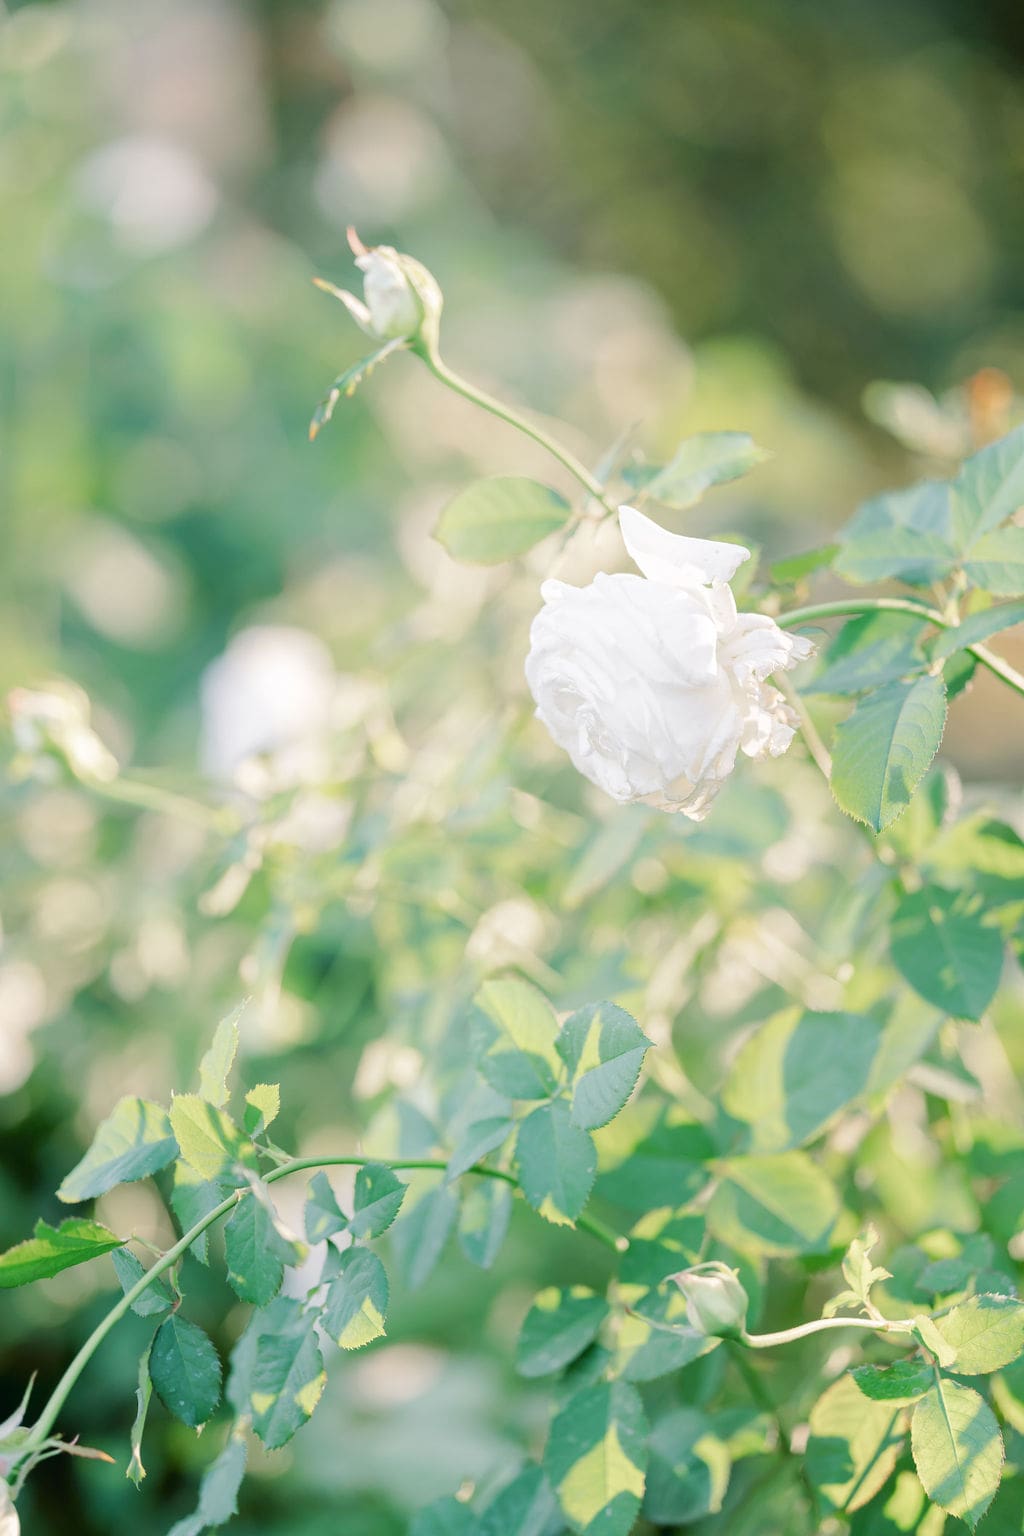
left=2, top=1, right=1024, bottom=1533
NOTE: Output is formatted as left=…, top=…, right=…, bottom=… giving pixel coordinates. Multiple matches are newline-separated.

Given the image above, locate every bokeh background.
left=2, top=0, right=1024, bottom=1532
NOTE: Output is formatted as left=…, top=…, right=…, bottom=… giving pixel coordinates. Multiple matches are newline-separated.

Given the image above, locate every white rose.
left=524, top=506, right=814, bottom=819
left=317, top=228, right=443, bottom=346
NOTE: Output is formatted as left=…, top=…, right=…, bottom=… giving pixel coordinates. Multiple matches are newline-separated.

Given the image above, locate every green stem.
left=780, top=597, right=1024, bottom=700
left=18, top=1154, right=624, bottom=1464
left=86, top=775, right=239, bottom=835
left=421, top=352, right=617, bottom=515
left=741, top=1315, right=914, bottom=1349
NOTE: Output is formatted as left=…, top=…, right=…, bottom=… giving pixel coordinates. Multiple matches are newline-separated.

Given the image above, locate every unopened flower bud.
left=670, top=1263, right=749, bottom=1339
left=316, top=228, right=443, bottom=351
left=8, top=683, right=118, bottom=785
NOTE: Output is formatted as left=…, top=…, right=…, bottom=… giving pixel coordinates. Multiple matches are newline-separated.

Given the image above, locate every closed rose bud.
left=670, top=1263, right=749, bottom=1339
left=524, top=506, right=814, bottom=820
left=316, top=228, right=443, bottom=351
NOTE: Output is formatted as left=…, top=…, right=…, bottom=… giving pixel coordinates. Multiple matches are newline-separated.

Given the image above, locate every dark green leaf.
left=911, top=1379, right=1003, bottom=1530
left=478, top=1464, right=561, bottom=1536
left=171, top=1164, right=228, bottom=1265
left=150, top=1315, right=222, bottom=1428
left=544, top=1381, right=647, bottom=1536
left=435, top=477, right=571, bottom=564
left=410, top=1497, right=479, bottom=1536
left=613, top=1285, right=717, bottom=1383
left=644, top=1407, right=730, bottom=1524
left=516, top=1101, right=596, bottom=1227
left=0, top=1217, right=124, bottom=1289
left=323, top=1247, right=389, bottom=1350
left=890, top=886, right=1003, bottom=1021
left=516, top=1287, right=609, bottom=1378
left=168, top=1427, right=248, bottom=1536
left=556, top=1002, right=651, bottom=1131
left=350, top=1162, right=406, bottom=1239
left=447, top=1117, right=514, bottom=1182
left=851, top=1361, right=932, bottom=1402
left=57, top=1098, right=177, bottom=1203
left=111, top=1247, right=175, bottom=1317
left=224, top=1184, right=304, bottom=1306
left=228, top=1296, right=325, bottom=1448
left=830, top=674, right=947, bottom=832
left=618, top=1209, right=705, bottom=1289
left=304, top=1171, right=348, bottom=1243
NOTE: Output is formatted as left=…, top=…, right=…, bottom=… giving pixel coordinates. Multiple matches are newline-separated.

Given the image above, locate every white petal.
left=619, top=505, right=750, bottom=588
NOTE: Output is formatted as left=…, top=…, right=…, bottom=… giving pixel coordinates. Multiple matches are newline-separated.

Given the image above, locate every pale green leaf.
left=0, top=1218, right=124, bottom=1289
left=171, top=1163, right=227, bottom=1265
left=911, top=1379, right=1003, bottom=1530
left=471, top=978, right=562, bottom=1099
left=243, top=1082, right=280, bottom=1137
left=391, top=1184, right=459, bottom=1289
left=830, top=674, right=947, bottom=832
left=198, top=1007, right=242, bottom=1108
left=950, top=424, right=1024, bottom=539
left=634, top=432, right=769, bottom=510
left=435, top=477, right=570, bottom=564
left=304, top=1170, right=347, bottom=1243
left=515, top=1101, right=596, bottom=1227
left=409, top=1497, right=479, bottom=1536
left=57, top=1098, right=177, bottom=1203
left=169, top=1095, right=257, bottom=1185
left=323, top=1247, right=389, bottom=1350
left=931, top=600, right=1024, bottom=659
left=111, top=1247, right=174, bottom=1317
left=934, top=1295, right=1024, bottom=1375
left=806, top=1372, right=906, bottom=1515
left=446, top=1117, right=514, bottom=1182
left=458, top=1179, right=512, bottom=1270
left=544, top=1380, right=648, bottom=1536
left=149, top=1315, right=222, bottom=1428
left=168, top=1428, right=248, bottom=1536
left=556, top=1002, right=651, bottom=1131
left=708, top=1152, right=839, bottom=1256
left=127, top=1342, right=153, bottom=1488
left=834, top=482, right=957, bottom=586
left=962, top=525, right=1024, bottom=596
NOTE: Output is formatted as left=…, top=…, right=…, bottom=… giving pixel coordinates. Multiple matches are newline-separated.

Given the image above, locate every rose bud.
left=315, top=228, right=443, bottom=351
left=524, top=505, right=814, bottom=819
left=670, top=1263, right=749, bottom=1339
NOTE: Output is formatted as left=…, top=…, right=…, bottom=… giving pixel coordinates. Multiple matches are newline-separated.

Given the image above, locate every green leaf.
left=478, top=1464, right=560, bottom=1536
left=435, top=477, right=571, bottom=564
left=544, top=1381, right=648, bottom=1536
left=410, top=1497, right=479, bottom=1536
left=911, top=1379, right=1003, bottom=1530
left=127, top=1342, right=153, bottom=1488
left=323, top=1247, right=389, bottom=1349
left=169, top=1095, right=257, bottom=1185
left=644, top=1406, right=731, bottom=1525
left=806, top=1373, right=906, bottom=1515
left=835, top=482, right=957, bottom=586
left=0, top=1217, right=124, bottom=1288
left=770, top=544, right=840, bottom=584
left=350, top=1162, right=407, bottom=1239
left=224, top=1184, right=304, bottom=1306
left=556, top=1002, right=651, bottom=1131
left=851, top=1362, right=933, bottom=1403
left=447, top=1117, right=514, bottom=1182
left=805, top=613, right=929, bottom=696
left=632, top=432, right=769, bottom=510
left=458, top=1179, right=512, bottom=1270
left=111, top=1247, right=175, bottom=1317
left=57, top=1097, right=178, bottom=1203
left=516, top=1287, right=609, bottom=1378
left=962, top=526, right=1024, bottom=595
left=198, top=1007, right=242, bottom=1108
left=890, top=886, right=1003, bottom=1021
left=304, top=1171, right=348, bottom=1243
left=168, top=1427, right=248, bottom=1536
left=722, top=1009, right=882, bottom=1153
left=830, top=674, right=947, bottom=833
left=516, top=1101, right=596, bottom=1227
left=708, top=1152, right=839, bottom=1256
left=618, top=1209, right=705, bottom=1288
left=930, top=600, right=1024, bottom=660
left=612, top=1285, right=717, bottom=1383
left=471, top=978, right=562, bottom=1099
left=171, top=1163, right=228, bottom=1265
left=934, top=1295, right=1024, bottom=1375
left=912, top=1315, right=958, bottom=1369
left=309, top=336, right=406, bottom=438
left=149, top=1315, right=222, bottom=1428
left=243, top=1082, right=281, bottom=1137
left=391, top=1184, right=459, bottom=1289
left=950, top=425, right=1024, bottom=539
left=228, top=1296, right=326, bottom=1448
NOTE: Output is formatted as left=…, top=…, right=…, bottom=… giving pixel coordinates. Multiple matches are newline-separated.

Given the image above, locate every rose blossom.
left=524, top=506, right=814, bottom=819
